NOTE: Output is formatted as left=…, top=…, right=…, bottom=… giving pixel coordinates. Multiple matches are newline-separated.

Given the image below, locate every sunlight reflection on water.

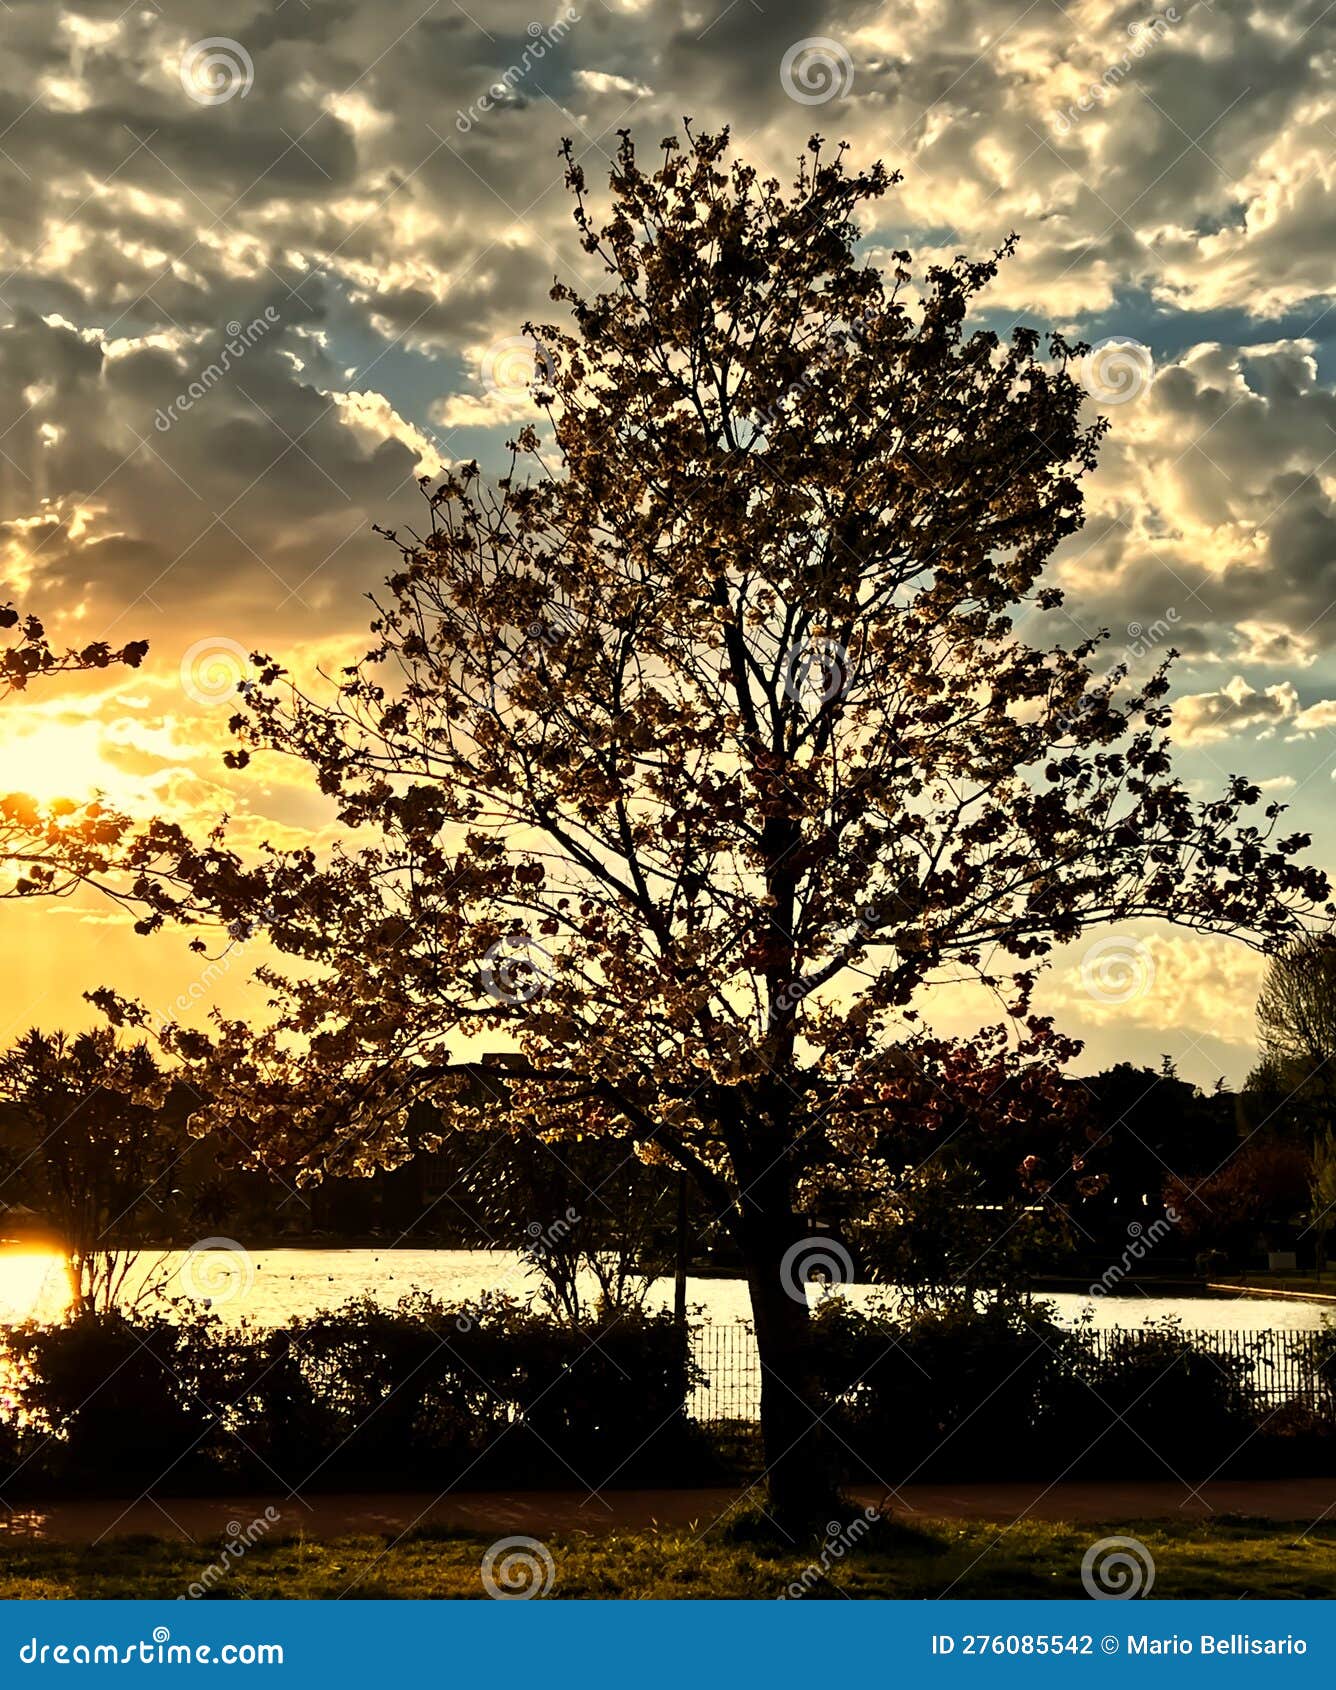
left=0, top=1245, right=1327, bottom=1332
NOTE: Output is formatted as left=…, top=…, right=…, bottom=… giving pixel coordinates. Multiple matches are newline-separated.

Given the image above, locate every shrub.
left=807, top=1299, right=1336, bottom=1483
left=810, top=1296, right=1089, bottom=1482
left=1067, top=1319, right=1259, bottom=1479
left=0, top=1294, right=704, bottom=1496
left=5, top=1308, right=239, bottom=1485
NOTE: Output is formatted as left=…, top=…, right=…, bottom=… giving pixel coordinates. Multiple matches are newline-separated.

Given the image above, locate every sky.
left=1, top=0, right=1335, bottom=1088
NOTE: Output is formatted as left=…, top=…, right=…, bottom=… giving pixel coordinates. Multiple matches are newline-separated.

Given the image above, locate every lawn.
left=3, top=1518, right=1335, bottom=1600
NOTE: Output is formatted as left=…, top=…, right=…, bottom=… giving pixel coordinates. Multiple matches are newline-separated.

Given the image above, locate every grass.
left=3, top=1516, right=1336, bottom=1600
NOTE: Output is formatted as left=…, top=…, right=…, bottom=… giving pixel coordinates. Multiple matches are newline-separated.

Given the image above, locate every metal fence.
left=687, top=1322, right=1333, bottom=1426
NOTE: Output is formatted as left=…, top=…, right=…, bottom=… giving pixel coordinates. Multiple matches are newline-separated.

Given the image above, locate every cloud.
left=1171, top=676, right=1299, bottom=745
left=1047, top=927, right=1265, bottom=1046
left=1054, top=341, right=1336, bottom=666
left=3, top=0, right=1336, bottom=1082
left=1167, top=674, right=1336, bottom=746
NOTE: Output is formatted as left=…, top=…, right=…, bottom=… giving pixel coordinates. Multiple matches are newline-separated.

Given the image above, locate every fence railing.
left=686, top=1321, right=1333, bottom=1426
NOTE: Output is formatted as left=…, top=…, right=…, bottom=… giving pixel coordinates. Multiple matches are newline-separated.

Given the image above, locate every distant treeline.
left=1, top=1058, right=1307, bottom=1277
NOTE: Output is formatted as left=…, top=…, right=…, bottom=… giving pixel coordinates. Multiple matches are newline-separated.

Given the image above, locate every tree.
left=1166, top=1138, right=1312, bottom=1267
left=438, top=1117, right=680, bottom=1324
left=130, top=129, right=1327, bottom=1527
left=1308, top=1129, right=1336, bottom=1279
left=0, top=600, right=193, bottom=920
left=0, top=601, right=147, bottom=702
left=0, top=1029, right=177, bottom=1314
left=1070, top=1062, right=1239, bottom=1246
left=1254, top=934, right=1336, bottom=1134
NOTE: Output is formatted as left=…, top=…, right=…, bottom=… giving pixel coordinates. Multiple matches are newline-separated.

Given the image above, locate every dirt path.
left=2, top=1480, right=1334, bottom=1544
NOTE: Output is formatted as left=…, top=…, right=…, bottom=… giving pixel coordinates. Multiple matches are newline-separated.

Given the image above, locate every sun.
left=0, top=715, right=130, bottom=808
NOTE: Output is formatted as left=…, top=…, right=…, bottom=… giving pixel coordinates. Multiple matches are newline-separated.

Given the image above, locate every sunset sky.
left=2, top=0, right=1336, bottom=1087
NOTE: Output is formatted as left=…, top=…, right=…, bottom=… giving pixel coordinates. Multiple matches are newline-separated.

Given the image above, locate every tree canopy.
left=94, top=127, right=1331, bottom=1522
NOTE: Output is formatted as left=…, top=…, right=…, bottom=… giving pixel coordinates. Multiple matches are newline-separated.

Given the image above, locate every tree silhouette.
left=0, top=1028, right=175, bottom=1314
left=0, top=602, right=147, bottom=702
left=1256, top=933, right=1336, bottom=1127
left=137, top=129, right=1328, bottom=1525
left=0, top=600, right=194, bottom=918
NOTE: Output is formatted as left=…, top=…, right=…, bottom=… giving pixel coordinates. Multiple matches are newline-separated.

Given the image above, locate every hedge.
left=0, top=1293, right=708, bottom=1497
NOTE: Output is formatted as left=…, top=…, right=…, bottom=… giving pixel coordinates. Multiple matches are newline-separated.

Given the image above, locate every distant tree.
left=440, top=1123, right=679, bottom=1324
left=0, top=1029, right=177, bottom=1314
left=1071, top=1062, right=1238, bottom=1242
left=820, top=1045, right=1085, bottom=1302
left=845, top=1153, right=1070, bottom=1307
left=122, top=129, right=1328, bottom=1526
left=1308, top=1129, right=1336, bottom=1279
left=1253, top=934, right=1336, bottom=1136
left=1166, top=1138, right=1312, bottom=1267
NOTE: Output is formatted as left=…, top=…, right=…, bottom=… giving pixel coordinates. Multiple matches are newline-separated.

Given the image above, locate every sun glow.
left=0, top=717, right=133, bottom=808
left=0, top=1249, right=69, bottom=1324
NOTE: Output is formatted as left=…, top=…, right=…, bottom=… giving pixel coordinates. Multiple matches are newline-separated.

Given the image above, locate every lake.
left=0, top=1245, right=1327, bottom=1333
left=1, top=1245, right=1328, bottom=1423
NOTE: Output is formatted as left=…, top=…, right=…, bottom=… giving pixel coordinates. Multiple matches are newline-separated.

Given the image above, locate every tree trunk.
left=737, top=1196, right=840, bottom=1536
left=673, top=1171, right=688, bottom=1329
